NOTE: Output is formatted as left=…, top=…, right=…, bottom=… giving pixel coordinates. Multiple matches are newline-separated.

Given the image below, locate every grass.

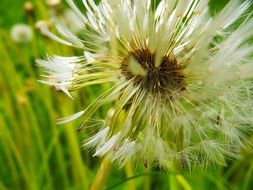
left=0, top=0, right=252, bottom=189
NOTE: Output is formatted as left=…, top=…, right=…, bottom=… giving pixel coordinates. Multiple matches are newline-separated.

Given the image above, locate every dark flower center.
left=121, top=48, right=186, bottom=95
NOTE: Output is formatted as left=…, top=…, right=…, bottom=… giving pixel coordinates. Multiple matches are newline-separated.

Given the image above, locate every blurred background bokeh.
left=0, top=0, right=252, bottom=189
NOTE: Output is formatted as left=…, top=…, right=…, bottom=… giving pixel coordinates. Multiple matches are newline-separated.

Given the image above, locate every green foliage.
left=0, top=0, right=26, bottom=28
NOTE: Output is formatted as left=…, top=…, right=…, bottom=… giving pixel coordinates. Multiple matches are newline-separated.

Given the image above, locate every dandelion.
left=38, top=0, right=253, bottom=169
left=10, top=24, right=33, bottom=43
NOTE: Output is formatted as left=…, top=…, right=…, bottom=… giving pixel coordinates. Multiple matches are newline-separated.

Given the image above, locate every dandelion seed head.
left=38, top=0, right=253, bottom=169
left=11, top=24, right=33, bottom=43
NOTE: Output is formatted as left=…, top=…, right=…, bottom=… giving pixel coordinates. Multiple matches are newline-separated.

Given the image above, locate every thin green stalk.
left=176, top=175, right=192, bottom=190
left=169, top=173, right=177, bottom=190
left=144, top=170, right=151, bottom=190
left=105, top=171, right=167, bottom=190
left=125, top=162, right=136, bottom=190
left=0, top=32, right=54, bottom=189
left=0, top=117, right=20, bottom=189
left=90, top=158, right=112, bottom=190
left=34, top=0, right=48, bottom=19
left=0, top=116, right=33, bottom=189
left=242, top=162, right=253, bottom=190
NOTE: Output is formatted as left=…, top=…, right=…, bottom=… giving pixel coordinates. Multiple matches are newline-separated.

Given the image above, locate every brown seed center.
left=121, top=48, right=186, bottom=95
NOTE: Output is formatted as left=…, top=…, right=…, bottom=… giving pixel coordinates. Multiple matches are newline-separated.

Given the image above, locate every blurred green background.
left=0, top=0, right=252, bottom=189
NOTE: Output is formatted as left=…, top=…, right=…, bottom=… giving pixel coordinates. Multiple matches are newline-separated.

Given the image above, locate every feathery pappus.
left=37, top=0, right=253, bottom=169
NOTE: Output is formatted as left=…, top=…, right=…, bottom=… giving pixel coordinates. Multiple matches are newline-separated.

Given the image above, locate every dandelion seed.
left=36, top=55, right=82, bottom=98
left=38, top=0, right=253, bottom=169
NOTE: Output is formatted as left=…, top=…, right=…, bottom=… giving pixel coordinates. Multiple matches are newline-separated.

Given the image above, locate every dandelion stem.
left=176, top=175, right=192, bottom=190
left=125, top=162, right=136, bottom=190
left=169, top=173, right=177, bottom=190
left=144, top=174, right=151, bottom=190
left=90, top=157, right=112, bottom=190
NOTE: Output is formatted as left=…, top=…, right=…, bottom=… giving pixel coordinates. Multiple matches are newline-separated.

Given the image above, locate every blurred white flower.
left=46, top=0, right=61, bottom=7
left=38, top=0, right=253, bottom=169
left=10, top=24, right=33, bottom=43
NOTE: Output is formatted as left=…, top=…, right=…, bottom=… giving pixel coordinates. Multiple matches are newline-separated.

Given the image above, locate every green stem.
left=90, top=158, right=112, bottom=190
left=125, top=162, right=136, bottom=190
left=169, top=173, right=177, bottom=190
left=176, top=175, right=192, bottom=190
